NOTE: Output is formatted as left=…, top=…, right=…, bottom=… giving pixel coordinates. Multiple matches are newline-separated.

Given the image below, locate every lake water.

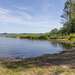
left=0, top=37, right=68, bottom=58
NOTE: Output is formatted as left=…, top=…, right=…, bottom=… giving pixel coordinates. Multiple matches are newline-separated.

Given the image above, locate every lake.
left=0, top=37, right=70, bottom=58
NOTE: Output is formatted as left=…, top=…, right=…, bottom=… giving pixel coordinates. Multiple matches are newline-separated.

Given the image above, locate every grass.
left=5, top=33, right=48, bottom=40
left=0, top=59, right=75, bottom=75
left=69, top=34, right=75, bottom=42
left=16, top=34, right=48, bottom=40
left=0, top=64, right=75, bottom=75
left=4, top=33, right=75, bottom=44
left=48, top=33, right=75, bottom=48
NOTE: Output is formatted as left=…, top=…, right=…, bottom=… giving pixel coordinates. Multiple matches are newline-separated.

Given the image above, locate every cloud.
left=0, top=8, right=9, bottom=15
left=0, top=0, right=51, bottom=27
left=13, top=6, right=33, bottom=20
left=0, top=7, right=33, bottom=24
left=15, top=7, right=28, bottom=11
left=0, top=7, right=50, bottom=26
left=18, top=11, right=32, bottom=20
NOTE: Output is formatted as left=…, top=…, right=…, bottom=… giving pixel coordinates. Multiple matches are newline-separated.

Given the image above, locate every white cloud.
left=0, top=8, right=9, bottom=14
left=0, top=7, right=50, bottom=26
left=0, top=7, right=33, bottom=24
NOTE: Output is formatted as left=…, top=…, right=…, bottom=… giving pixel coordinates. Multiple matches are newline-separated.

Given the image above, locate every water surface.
left=0, top=37, right=68, bottom=58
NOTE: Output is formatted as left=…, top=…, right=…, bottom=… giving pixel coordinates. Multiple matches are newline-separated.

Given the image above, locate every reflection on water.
left=0, top=37, right=72, bottom=58
left=50, top=41, right=72, bottom=49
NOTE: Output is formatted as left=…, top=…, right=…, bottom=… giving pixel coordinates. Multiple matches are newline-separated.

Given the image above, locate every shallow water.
left=0, top=37, right=69, bottom=58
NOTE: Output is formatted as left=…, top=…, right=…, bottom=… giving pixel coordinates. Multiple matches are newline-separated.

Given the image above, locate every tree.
left=61, top=0, right=75, bottom=34
left=50, top=28, right=58, bottom=34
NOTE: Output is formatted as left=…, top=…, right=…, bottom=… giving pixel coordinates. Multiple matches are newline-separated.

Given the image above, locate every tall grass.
left=0, top=64, right=75, bottom=75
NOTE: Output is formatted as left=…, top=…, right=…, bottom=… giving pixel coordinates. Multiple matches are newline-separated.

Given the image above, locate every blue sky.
left=0, top=0, right=65, bottom=33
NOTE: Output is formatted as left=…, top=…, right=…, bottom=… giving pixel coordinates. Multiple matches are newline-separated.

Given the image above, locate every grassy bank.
left=3, top=33, right=48, bottom=40
left=0, top=62, right=75, bottom=75
left=16, top=34, right=48, bottom=40
left=49, top=33, right=75, bottom=46
left=1, top=33, right=75, bottom=44
left=5, top=33, right=75, bottom=42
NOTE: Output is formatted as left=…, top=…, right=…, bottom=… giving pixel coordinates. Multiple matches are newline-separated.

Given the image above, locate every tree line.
left=50, top=0, right=75, bottom=35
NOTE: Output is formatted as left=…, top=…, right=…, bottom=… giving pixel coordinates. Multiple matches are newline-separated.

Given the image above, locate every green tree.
left=50, top=28, right=58, bottom=34
left=61, top=0, right=75, bottom=34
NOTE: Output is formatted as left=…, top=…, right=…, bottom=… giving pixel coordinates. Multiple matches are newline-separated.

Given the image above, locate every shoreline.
left=0, top=37, right=75, bottom=68
left=0, top=48, right=75, bottom=68
left=0, top=48, right=74, bottom=75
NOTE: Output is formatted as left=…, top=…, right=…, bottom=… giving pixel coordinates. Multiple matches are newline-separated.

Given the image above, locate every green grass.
left=4, top=33, right=48, bottom=40
left=69, top=34, right=75, bottom=42
left=15, top=34, right=48, bottom=40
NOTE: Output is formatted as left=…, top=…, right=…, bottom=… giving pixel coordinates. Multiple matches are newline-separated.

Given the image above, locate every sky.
left=0, top=0, right=65, bottom=33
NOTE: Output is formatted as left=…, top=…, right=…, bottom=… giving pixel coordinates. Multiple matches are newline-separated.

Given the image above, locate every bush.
left=68, top=34, right=75, bottom=41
